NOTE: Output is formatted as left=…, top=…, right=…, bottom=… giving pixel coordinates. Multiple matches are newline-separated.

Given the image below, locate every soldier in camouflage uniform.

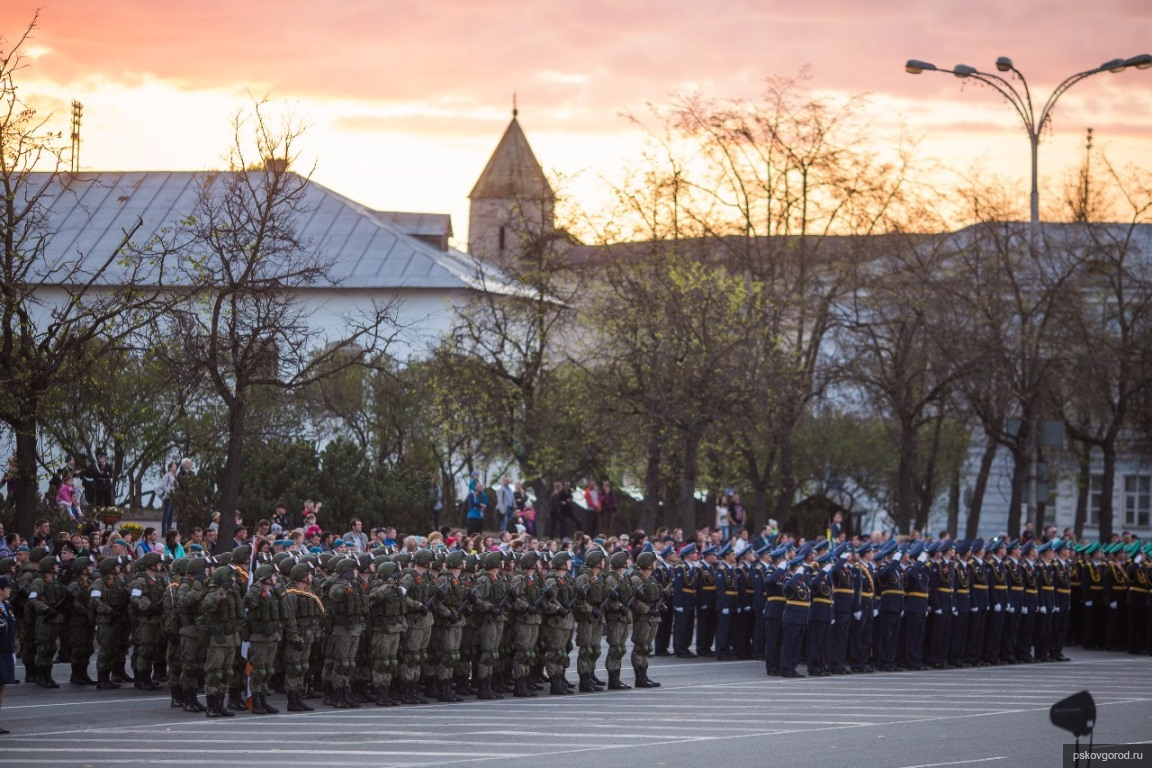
left=14, top=548, right=47, bottom=684
left=629, top=551, right=664, bottom=688
left=470, top=551, right=506, bottom=700
left=244, top=564, right=282, bottom=714
left=66, top=555, right=97, bottom=686
left=432, top=551, right=467, bottom=703
left=162, top=557, right=187, bottom=706
left=91, top=556, right=133, bottom=689
left=541, top=551, right=576, bottom=695
left=29, top=556, right=67, bottom=688
left=574, top=549, right=608, bottom=692
left=603, top=550, right=635, bottom=690
left=201, top=565, right=243, bottom=718
left=351, top=553, right=377, bottom=703
left=127, top=552, right=166, bottom=690
left=509, top=551, right=544, bottom=698
left=398, top=549, right=437, bottom=705
left=367, top=561, right=405, bottom=707
left=324, top=558, right=367, bottom=709
left=457, top=554, right=481, bottom=697
left=176, top=556, right=210, bottom=713
left=281, top=561, right=323, bottom=712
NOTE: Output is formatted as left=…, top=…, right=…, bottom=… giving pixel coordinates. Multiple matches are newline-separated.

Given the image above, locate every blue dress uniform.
left=750, top=546, right=769, bottom=660
left=734, top=550, right=757, bottom=658
left=948, top=541, right=972, bottom=667
left=1015, top=543, right=1039, bottom=662
left=713, top=545, right=738, bottom=660
left=672, top=544, right=699, bottom=658
left=927, top=541, right=956, bottom=668
left=695, top=548, right=718, bottom=656
left=779, top=557, right=811, bottom=678
left=762, top=547, right=790, bottom=676
left=1082, top=547, right=1107, bottom=649
left=874, top=541, right=904, bottom=671
left=901, top=542, right=930, bottom=670
left=1051, top=542, right=1073, bottom=661
left=984, top=541, right=1008, bottom=663
left=964, top=539, right=989, bottom=666
left=807, top=553, right=834, bottom=676
left=1001, top=542, right=1024, bottom=663
left=1034, top=543, right=1057, bottom=660
left=653, top=545, right=675, bottom=656
left=849, top=545, right=876, bottom=673
left=828, top=543, right=856, bottom=674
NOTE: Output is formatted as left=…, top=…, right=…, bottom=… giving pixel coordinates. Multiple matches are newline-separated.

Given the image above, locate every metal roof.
left=23, top=171, right=502, bottom=291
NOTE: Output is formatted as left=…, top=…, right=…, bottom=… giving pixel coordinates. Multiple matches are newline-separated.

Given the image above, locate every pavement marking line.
left=0, top=747, right=526, bottom=758
left=894, top=758, right=1008, bottom=768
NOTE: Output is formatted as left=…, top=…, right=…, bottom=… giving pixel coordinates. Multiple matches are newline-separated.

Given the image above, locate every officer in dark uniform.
left=733, top=546, right=756, bottom=658
left=713, top=543, right=738, bottom=660
left=652, top=545, right=675, bottom=657
left=850, top=542, right=876, bottom=673
left=1035, top=541, right=1057, bottom=661
left=1001, top=540, right=1023, bottom=663
left=874, top=541, right=904, bottom=672
left=828, top=542, right=856, bottom=674
left=696, top=545, right=718, bottom=656
left=927, top=540, right=956, bottom=668
left=1016, top=541, right=1039, bottom=663
left=779, top=546, right=812, bottom=678
left=1051, top=541, right=1073, bottom=661
left=901, top=541, right=930, bottom=670
left=984, top=538, right=1008, bottom=664
left=763, top=544, right=790, bottom=676
left=672, top=543, right=699, bottom=658
left=807, top=549, right=834, bottom=677
left=1081, top=543, right=1106, bottom=649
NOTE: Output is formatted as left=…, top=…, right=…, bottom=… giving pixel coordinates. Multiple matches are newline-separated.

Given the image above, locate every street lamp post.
left=903, top=52, right=1152, bottom=530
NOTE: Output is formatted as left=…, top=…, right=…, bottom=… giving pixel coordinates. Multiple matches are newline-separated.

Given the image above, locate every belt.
left=681, top=588, right=696, bottom=594
left=1041, top=586, right=1055, bottom=591
left=785, top=600, right=810, bottom=607
left=906, top=591, right=929, bottom=598
left=813, top=598, right=833, bottom=605
left=1057, top=589, right=1072, bottom=595
left=880, top=590, right=903, bottom=597
left=1025, top=589, right=1037, bottom=594
left=1130, top=587, right=1149, bottom=594
left=957, top=589, right=970, bottom=595
left=833, top=588, right=855, bottom=595
left=702, top=586, right=716, bottom=591
left=767, top=596, right=786, bottom=602
left=1010, top=587, right=1024, bottom=592
left=935, top=588, right=954, bottom=593
left=1089, top=586, right=1104, bottom=591
left=724, top=591, right=738, bottom=596
left=972, top=584, right=988, bottom=589
left=992, top=585, right=1008, bottom=591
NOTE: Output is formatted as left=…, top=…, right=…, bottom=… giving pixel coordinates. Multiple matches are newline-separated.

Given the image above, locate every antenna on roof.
left=69, top=100, right=83, bottom=174
left=512, top=90, right=518, bottom=118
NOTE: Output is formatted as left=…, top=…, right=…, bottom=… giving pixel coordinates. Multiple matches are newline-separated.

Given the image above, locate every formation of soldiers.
left=0, top=532, right=1147, bottom=716
left=665, top=536, right=1152, bottom=677
left=0, top=542, right=670, bottom=716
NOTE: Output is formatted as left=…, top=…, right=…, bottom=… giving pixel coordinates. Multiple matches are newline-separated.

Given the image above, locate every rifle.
left=564, top=584, right=587, bottom=612
left=597, top=586, right=619, bottom=614
left=528, top=583, right=555, bottom=613
left=459, top=585, right=479, bottom=617
left=421, top=580, right=448, bottom=613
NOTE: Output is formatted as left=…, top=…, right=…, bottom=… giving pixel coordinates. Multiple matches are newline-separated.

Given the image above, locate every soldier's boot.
left=322, top=682, right=335, bottom=707
left=531, top=666, right=548, bottom=686
left=527, top=676, right=544, bottom=692
left=250, top=692, right=270, bottom=715
left=304, top=674, right=323, bottom=699
left=262, top=693, right=280, bottom=714
left=154, top=660, right=168, bottom=682
left=342, top=686, right=362, bottom=709
left=422, top=676, right=437, bottom=700
left=329, top=682, right=349, bottom=708
left=512, top=677, right=532, bottom=698
left=289, top=689, right=313, bottom=712
left=549, top=676, right=568, bottom=696
left=411, top=680, right=430, bottom=705
left=227, top=689, right=246, bottom=711
left=578, top=672, right=598, bottom=693
left=561, top=671, right=576, bottom=690
left=476, top=676, right=503, bottom=701
left=113, top=666, right=135, bottom=683
left=607, top=669, right=631, bottom=690
left=218, top=693, right=235, bottom=717
left=96, top=670, right=120, bottom=690
left=438, top=679, right=460, bottom=703
left=372, top=685, right=391, bottom=707
left=591, top=670, right=606, bottom=686
left=38, top=664, right=60, bottom=688
left=635, top=669, right=661, bottom=688
left=70, top=664, right=93, bottom=685
left=183, top=687, right=207, bottom=713
left=205, top=694, right=223, bottom=718
left=454, top=675, right=472, bottom=697
left=491, top=673, right=508, bottom=694
left=346, top=682, right=366, bottom=705
left=24, top=663, right=39, bottom=684
left=169, top=685, right=184, bottom=708
left=134, top=673, right=160, bottom=691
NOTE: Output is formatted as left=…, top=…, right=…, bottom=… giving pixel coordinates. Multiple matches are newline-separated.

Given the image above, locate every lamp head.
left=1102, top=58, right=1128, bottom=73
left=905, top=59, right=936, bottom=75
left=1125, top=53, right=1152, bottom=70
left=953, top=64, right=977, bottom=78
left=995, top=56, right=1013, bottom=72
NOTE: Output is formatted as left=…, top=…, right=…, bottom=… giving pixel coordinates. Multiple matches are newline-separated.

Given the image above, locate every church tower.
left=468, top=108, right=555, bottom=265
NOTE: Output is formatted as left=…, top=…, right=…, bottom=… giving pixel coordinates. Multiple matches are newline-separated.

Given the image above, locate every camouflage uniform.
left=324, top=558, right=368, bottom=709
left=603, top=551, right=634, bottom=690
left=244, top=564, right=283, bottom=714
left=432, top=552, right=468, bottom=703
left=29, top=556, right=66, bottom=687
left=176, top=557, right=209, bottom=713
left=629, top=552, right=664, bottom=688
left=470, top=551, right=507, bottom=700
left=91, top=557, right=133, bottom=688
left=201, top=566, right=243, bottom=717
left=66, top=556, right=97, bottom=686
left=367, top=561, right=406, bottom=706
left=509, top=552, right=544, bottom=698
left=127, top=552, right=166, bottom=690
left=398, top=550, right=437, bottom=704
left=574, top=549, right=608, bottom=692
left=541, top=552, right=576, bottom=695
left=282, top=563, right=323, bottom=712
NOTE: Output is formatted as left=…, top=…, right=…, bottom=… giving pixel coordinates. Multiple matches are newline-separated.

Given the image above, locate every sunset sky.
left=2, top=0, right=1150, bottom=245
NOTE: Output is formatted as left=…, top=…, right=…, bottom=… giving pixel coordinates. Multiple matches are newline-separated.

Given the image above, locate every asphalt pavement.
left=0, top=647, right=1148, bottom=768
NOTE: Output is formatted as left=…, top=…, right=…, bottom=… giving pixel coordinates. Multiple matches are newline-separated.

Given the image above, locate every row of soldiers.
left=0, top=543, right=672, bottom=716
left=663, top=535, right=1152, bottom=677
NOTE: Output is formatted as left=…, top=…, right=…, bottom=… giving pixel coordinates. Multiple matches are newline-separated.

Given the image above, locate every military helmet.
left=272, top=551, right=292, bottom=565
left=214, top=552, right=234, bottom=567
left=289, top=562, right=313, bottom=582
left=211, top=566, right=234, bottom=587
left=445, top=551, right=466, bottom=570
left=277, top=556, right=296, bottom=577
left=29, top=546, right=50, bottom=563
left=39, top=555, right=59, bottom=573
left=254, top=564, right=277, bottom=582
left=72, top=555, right=93, bottom=572
left=372, top=555, right=392, bottom=571
left=0, top=557, right=15, bottom=575
left=394, top=552, right=412, bottom=568
left=378, top=562, right=399, bottom=579
left=609, top=551, right=630, bottom=569
left=636, top=552, right=657, bottom=570
left=138, top=552, right=162, bottom=570
left=335, top=558, right=358, bottom=575
left=584, top=549, right=605, bottom=568
left=231, top=545, right=252, bottom=565
left=551, top=552, right=571, bottom=569
left=185, top=557, right=208, bottom=577
left=482, top=551, right=503, bottom=570
left=357, top=552, right=375, bottom=572
left=171, top=557, right=190, bottom=576
left=519, top=551, right=539, bottom=570
left=413, top=549, right=435, bottom=567
left=98, top=557, right=121, bottom=575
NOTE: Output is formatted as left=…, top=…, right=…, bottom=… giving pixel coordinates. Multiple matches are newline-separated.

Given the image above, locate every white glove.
left=894, top=552, right=904, bottom=562
left=994, top=603, right=1002, bottom=613
left=934, top=608, right=943, bottom=615
left=822, top=564, right=833, bottom=573
left=674, top=606, right=684, bottom=613
left=951, top=609, right=958, bottom=617
left=917, top=553, right=928, bottom=563
left=924, top=607, right=930, bottom=617
left=1110, top=601, right=1118, bottom=609
left=1038, top=606, right=1047, bottom=614
left=1136, top=554, right=1144, bottom=564
left=1007, top=605, right=1015, bottom=614
left=970, top=607, right=978, bottom=613
left=721, top=608, right=730, bottom=615
left=872, top=609, right=879, bottom=617
left=831, top=618, right=836, bottom=625
left=1084, top=601, right=1093, bottom=608
left=853, top=611, right=862, bottom=620
left=1054, top=607, right=1060, bottom=613
left=900, top=611, right=905, bottom=617
left=1021, top=607, right=1028, bottom=615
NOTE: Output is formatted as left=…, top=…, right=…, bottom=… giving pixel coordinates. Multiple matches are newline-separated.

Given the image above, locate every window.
left=1087, top=474, right=1103, bottom=526
left=1123, top=475, right=1151, bottom=528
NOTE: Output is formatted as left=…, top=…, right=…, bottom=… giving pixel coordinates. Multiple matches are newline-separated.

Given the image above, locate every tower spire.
left=513, top=90, right=518, bottom=118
